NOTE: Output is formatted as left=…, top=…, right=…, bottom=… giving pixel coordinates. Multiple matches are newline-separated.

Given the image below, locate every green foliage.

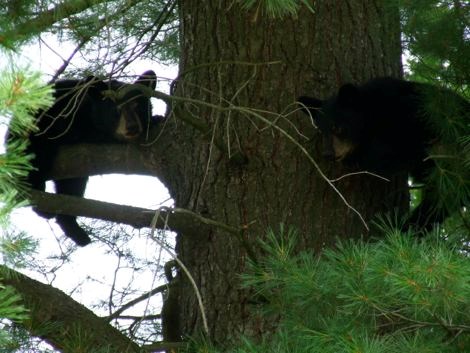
left=237, top=0, right=314, bottom=18
left=0, top=284, right=28, bottom=321
left=415, top=84, right=470, bottom=221
left=225, top=227, right=470, bottom=353
left=0, top=0, right=180, bottom=74
left=0, top=282, right=29, bottom=349
left=383, top=0, right=470, bottom=233
left=64, top=0, right=180, bottom=71
left=395, top=0, right=469, bottom=93
left=0, top=64, right=53, bottom=223
left=1, top=324, right=58, bottom=353
left=0, top=229, right=39, bottom=268
left=0, top=68, right=52, bottom=129
left=0, top=0, right=38, bottom=49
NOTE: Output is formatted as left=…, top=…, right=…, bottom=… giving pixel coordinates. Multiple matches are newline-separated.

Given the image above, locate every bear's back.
left=32, top=78, right=119, bottom=144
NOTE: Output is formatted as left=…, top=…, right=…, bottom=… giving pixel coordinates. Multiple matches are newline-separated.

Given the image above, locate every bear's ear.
left=336, top=83, right=360, bottom=107
left=135, top=70, right=157, bottom=90
left=297, top=96, right=323, bottom=116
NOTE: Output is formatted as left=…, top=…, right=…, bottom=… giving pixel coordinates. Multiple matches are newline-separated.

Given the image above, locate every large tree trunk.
left=158, top=0, right=407, bottom=344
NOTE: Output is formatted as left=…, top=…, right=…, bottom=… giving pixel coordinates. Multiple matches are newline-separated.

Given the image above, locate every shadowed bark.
left=168, top=0, right=407, bottom=343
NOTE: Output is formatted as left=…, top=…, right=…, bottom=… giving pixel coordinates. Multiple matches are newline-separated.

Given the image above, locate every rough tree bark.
left=157, top=0, right=408, bottom=344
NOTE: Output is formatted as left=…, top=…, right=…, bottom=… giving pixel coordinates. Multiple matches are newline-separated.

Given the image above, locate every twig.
left=149, top=209, right=210, bottom=336
left=47, top=37, right=89, bottom=83
left=140, top=88, right=370, bottom=230
left=330, top=171, right=390, bottom=183
left=105, top=284, right=167, bottom=321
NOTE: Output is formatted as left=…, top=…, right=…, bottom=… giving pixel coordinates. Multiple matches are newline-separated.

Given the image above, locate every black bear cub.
left=298, top=77, right=469, bottom=231
left=8, top=70, right=157, bottom=246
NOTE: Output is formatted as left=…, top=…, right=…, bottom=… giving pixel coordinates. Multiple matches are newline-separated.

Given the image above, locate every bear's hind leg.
left=54, top=177, right=91, bottom=246
left=29, top=174, right=56, bottom=219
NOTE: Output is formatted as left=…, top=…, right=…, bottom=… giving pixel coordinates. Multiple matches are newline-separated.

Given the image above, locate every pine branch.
left=0, top=265, right=141, bottom=353
left=0, top=0, right=143, bottom=43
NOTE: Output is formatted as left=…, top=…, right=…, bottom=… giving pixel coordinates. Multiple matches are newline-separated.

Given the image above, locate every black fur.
left=298, top=77, right=469, bottom=230
left=8, top=71, right=157, bottom=245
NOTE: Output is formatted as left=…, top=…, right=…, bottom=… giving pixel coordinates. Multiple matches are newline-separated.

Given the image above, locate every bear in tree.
left=298, top=77, right=469, bottom=231
left=8, top=70, right=158, bottom=246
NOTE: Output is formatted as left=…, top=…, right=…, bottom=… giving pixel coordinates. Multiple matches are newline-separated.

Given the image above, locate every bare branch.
left=47, top=37, right=89, bottom=83
left=105, top=284, right=168, bottom=321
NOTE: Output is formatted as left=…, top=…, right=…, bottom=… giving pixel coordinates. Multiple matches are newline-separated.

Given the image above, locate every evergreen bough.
left=222, top=227, right=470, bottom=353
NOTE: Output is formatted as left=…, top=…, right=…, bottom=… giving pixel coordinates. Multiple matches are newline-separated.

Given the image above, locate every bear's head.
left=298, top=83, right=366, bottom=163
left=86, top=70, right=157, bottom=142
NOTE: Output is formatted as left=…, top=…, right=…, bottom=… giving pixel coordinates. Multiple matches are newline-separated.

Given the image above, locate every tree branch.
left=0, top=265, right=141, bottom=353
left=0, top=0, right=142, bottom=43
left=117, top=85, right=248, bottom=164
left=28, top=190, right=240, bottom=237
left=105, top=284, right=167, bottom=321
left=48, top=143, right=158, bottom=180
left=24, top=141, right=244, bottom=243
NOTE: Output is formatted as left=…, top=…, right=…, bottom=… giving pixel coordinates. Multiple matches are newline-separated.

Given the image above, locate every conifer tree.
left=0, top=0, right=468, bottom=352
